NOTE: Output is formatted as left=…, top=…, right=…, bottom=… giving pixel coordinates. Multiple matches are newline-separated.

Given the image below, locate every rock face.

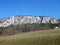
left=0, top=16, right=59, bottom=27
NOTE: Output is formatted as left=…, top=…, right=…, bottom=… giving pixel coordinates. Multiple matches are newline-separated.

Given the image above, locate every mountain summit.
left=0, top=16, right=59, bottom=27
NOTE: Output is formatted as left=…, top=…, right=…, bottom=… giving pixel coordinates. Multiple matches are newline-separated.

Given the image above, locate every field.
left=0, top=28, right=60, bottom=45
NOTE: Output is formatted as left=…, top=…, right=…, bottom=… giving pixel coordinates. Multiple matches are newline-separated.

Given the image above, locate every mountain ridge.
left=0, top=16, right=60, bottom=27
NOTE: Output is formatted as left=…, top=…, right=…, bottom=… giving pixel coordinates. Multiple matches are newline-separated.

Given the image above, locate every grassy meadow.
left=0, top=28, right=60, bottom=45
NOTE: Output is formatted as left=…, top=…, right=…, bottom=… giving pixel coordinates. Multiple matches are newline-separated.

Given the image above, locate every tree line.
left=0, top=23, right=60, bottom=36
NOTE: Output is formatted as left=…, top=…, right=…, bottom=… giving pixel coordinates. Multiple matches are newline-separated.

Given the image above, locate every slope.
left=0, top=28, right=60, bottom=45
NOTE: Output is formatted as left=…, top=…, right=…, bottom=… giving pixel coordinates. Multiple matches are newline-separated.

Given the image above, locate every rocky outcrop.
left=0, top=16, right=59, bottom=27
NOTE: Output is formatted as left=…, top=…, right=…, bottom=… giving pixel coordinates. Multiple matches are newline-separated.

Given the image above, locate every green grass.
left=0, top=29, right=60, bottom=45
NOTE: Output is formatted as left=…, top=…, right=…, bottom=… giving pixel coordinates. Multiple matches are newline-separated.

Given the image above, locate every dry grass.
left=0, top=28, right=60, bottom=45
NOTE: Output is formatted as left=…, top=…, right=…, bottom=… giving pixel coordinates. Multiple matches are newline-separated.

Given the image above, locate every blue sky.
left=0, top=0, right=60, bottom=18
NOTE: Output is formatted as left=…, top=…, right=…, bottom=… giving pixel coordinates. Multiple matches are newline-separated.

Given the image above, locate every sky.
left=0, top=0, right=60, bottom=18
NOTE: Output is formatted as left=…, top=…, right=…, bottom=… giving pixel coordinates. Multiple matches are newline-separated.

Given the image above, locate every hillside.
left=0, top=28, right=60, bottom=45
left=0, top=23, right=60, bottom=36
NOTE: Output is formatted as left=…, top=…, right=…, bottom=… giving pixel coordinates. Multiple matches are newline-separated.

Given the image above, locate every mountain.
left=0, top=16, right=59, bottom=27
